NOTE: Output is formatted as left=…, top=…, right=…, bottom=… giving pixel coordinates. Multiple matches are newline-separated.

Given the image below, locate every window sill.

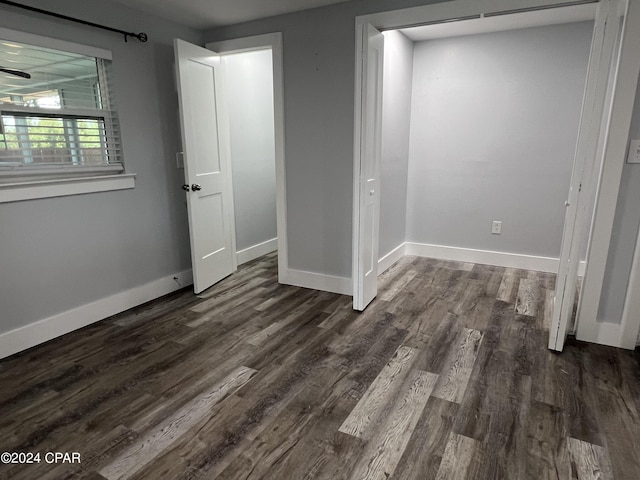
left=0, top=173, right=136, bottom=203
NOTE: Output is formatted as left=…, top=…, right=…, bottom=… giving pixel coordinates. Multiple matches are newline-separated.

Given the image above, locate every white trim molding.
left=378, top=243, right=407, bottom=274
left=359, top=0, right=597, bottom=30
left=207, top=33, right=278, bottom=54
left=575, top=321, right=636, bottom=350
left=590, top=218, right=640, bottom=350
left=0, top=174, right=136, bottom=203
left=280, top=269, right=352, bottom=296
left=236, top=238, right=278, bottom=265
left=403, top=242, right=587, bottom=274
left=576, top=0, right=640, bottom=349
left=0, top=269, right=193, bottom=360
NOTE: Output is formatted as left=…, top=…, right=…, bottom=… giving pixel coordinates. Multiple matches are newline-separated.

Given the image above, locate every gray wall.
left=0, top=0, right=202, bottom=334
left=223, top=50, right=277, bottom=252
left=205, top=1, right=640, bottom=326
left=405, top=23, right=593, bottom=257
left=379, top=30, right=413, bottom=260
left=206, top=0, right=445, bottom=277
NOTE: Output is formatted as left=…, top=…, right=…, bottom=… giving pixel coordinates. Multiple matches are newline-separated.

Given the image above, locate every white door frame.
left=550, top=0, right=624, bottom=351
left=575, top=0, right=640, bottom=348
left=620, top=221, right=640, bottom=348
left=353, top=0, right=640, bottom=348
left=206, top=33, right=288, bottom=284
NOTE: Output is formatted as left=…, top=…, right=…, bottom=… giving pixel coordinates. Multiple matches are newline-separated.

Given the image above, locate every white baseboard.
left=236, top=237, right=278, bottom=265
left=0, top=269, right=193, bottom=360
left=378, top=243, right=407, bottom=274
left=280, top=268, right=352, bottom=296
left=577, top=321, right=638, bottom=350
left=404, top=242, right=586, bottom=274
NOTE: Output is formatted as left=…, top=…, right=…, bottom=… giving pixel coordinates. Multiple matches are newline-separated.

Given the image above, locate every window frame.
left=0, top=27, right=135, bottom=203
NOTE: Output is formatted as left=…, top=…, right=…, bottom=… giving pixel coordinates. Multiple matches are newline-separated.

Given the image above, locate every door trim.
left=206, top=33, right=288, bottom=284
left=576, top=0, right=640, bottom=348
left=549, top=0, right=620, bottom=351
left=620, top=222, right=640, bottom=347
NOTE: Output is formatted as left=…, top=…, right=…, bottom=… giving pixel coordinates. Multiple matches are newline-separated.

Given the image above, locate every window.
left=0, top=28, right=134, bottom=202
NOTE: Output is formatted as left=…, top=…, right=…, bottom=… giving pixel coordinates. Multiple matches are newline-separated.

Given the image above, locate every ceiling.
left=110, top=1, right=598, bottom=36
left=111, top=0, right=352, bottom=30
left=398, top=3, right=597, bottom=41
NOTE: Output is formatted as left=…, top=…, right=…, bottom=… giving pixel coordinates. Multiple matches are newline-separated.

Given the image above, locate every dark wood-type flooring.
left=1, top=253, right=640, bottom=479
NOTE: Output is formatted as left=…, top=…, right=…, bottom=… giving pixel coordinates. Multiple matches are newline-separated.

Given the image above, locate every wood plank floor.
left=1, top=253, right=639, bottom=480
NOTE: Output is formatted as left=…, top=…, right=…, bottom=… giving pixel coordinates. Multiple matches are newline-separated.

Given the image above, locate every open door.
left=174, top=39, right=236, bottom=294
left=353, top=24, right=384, bottom=310
left=549, top=0, right=626, bottom=351
left=353, top=24, right=384, bottom=311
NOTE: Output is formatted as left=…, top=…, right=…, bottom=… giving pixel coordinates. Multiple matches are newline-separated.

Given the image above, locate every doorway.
left=206, top=33, right=288, bottom=284
left=352, top=0, right=640, bottom=350
left=174, top=34, right=287, bottom=294
left=220, top=49, right=277, bottom=267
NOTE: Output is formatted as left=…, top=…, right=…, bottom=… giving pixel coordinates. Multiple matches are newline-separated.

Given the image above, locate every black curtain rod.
left=0, top=66, right=31, bottom=78
left=0, top=0, right=148, bottom=43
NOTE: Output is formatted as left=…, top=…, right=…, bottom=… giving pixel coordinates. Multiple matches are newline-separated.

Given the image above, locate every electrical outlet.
left=627, top=139, right=640, bottom=164
left=176, top=151, right=184, bottom=169
left=492, top=221, right=502, bottom=235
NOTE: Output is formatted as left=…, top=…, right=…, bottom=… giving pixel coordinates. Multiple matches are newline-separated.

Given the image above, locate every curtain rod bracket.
left=124, top=32, right=148, bottom=43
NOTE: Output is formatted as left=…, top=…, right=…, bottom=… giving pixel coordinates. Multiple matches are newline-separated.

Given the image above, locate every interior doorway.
left=220, top=49, right=277, bottom=266
left=174, top=33, right=287, bottom=294
left=206, top=33, right=288, bottom=284
left=352, top=0, right=640, bottom=351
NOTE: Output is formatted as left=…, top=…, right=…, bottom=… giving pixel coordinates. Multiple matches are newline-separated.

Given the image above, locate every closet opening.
left=353, top=0, right=640, bottom=350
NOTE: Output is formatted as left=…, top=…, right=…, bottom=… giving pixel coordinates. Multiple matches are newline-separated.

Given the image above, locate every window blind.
left=0, top=38, right=122, bottom=173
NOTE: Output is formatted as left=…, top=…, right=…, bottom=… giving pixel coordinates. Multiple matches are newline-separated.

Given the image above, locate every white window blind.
left=0, top=38, right=123, bottom=177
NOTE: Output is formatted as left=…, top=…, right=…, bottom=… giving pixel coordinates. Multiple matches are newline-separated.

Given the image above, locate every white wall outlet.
left=492, top=220, right=502, bottom=235
left=176, top=151, right=185, bottom=169
left=627, top=139, right=640, bottom=164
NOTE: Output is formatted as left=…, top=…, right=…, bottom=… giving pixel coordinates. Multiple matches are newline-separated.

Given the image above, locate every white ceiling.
left=398, top=3, right=597, bottom=42
left=111, top=0, right=352, bottom=30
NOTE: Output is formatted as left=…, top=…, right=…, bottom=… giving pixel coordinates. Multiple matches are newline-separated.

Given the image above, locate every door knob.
left=181, top=184, right=190, bottom=191
left=191, top=184, right=202, bottom=191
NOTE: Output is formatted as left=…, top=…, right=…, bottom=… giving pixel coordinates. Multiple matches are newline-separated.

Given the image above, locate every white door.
left=549, top=0, right=626, bottom=351
left=174, top=39, right=237, bottom=294
left=353, top=24, right=384, bottom=311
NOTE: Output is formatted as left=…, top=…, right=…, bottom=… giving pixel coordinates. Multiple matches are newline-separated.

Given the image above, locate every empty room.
left=1, top=0, right=640, bottom=479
